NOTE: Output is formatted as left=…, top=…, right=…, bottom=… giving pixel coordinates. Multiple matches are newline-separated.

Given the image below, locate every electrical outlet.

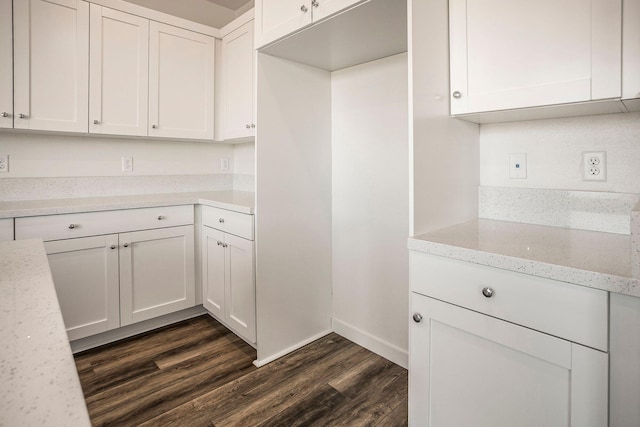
left=0, top=154, right=8, bottom=173
left=122, top=157, right=133, bottom=173
left=220, top=157, right=229, bottom=171
left=582, top=151, right=606, bottom=181
left=509, top=153, right=527, bottom=179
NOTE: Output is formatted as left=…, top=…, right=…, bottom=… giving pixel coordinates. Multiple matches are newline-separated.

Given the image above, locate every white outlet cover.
left=122, top=157, right=133, bottom=173
left=220, top=157, right=229, bottom=171
left=509, top=153, right=527, bottom=179
left=0, top=154, right=8, bottom=173
left=582, top=151, right=606, bottom=182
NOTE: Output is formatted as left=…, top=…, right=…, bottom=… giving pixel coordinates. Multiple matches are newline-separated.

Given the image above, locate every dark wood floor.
left=74, top=315, right=408, bottom=426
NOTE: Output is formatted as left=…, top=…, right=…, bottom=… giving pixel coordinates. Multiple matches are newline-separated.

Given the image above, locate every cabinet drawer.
left=410, top=251, right=608, bottom=351
left=202, top=206, right=254, bottom=240
left=15, top=206, right=194, bottom=241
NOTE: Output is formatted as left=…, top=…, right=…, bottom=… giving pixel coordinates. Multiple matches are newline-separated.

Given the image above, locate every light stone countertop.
left=0, top=190, right=255, bottom=218
left=0, top=239, right=91, bottom=426
left=409, top=219, right=640, bottom=298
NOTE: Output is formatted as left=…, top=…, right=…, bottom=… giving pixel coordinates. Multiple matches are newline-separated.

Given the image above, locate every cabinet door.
left=45, top=235, right=120, bottom=341
left=221, top=21, right=255, bottom=140
left=255, top=0, right=313, bottom=48
left=410, top=293, right=608, bottom=427
left=311, top=0, right=364, bottom=22
left=225, top=233, right=256, bottom=343
left=149, top=22, right=214, bottom=140
left=13, top=0, right=89, bottom=132
left=120, top=225, right=195, bottom=326
left=202, top=226, right=226, bottom=319
left=0, top=0, right=12, bottom=129
left=89, top=5, right=148, bottom=136
left=449, top=0, right=621, bottom=114
left=623, top=0, right=640, bottom=101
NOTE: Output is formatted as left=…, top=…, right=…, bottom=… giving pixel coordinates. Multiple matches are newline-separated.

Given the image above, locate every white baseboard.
left=253, top=329, right=333, bottom=368
left=70, top=306, right=206, bottom=353
left=332, top=318, right=408, bottom=369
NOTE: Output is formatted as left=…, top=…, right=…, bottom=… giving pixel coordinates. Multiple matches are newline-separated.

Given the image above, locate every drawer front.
left=0, top=218, right=13, bottom=241
left=410, top=251, right=608, bottom=351
left=15, top=205, right=194, bottom=241
left=202, top=206, right=254, bottom=240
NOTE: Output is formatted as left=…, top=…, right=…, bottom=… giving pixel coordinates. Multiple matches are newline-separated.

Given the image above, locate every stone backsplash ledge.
left=0, top=174, right=255, bottom=201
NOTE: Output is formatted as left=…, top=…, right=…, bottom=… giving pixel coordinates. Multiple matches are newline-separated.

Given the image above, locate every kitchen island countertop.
left=0, top=239, right=91, bottom=426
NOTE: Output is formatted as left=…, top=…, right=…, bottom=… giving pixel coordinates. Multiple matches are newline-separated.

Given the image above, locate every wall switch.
left=220, top=157, right=229, bottom=171
left=122, top=157, right=133, bottom=172
left=582, top=151, right=606, bottom=181
left=509, top=153, right=527, bottom=179
left=0, top=154, right=8, bottom=173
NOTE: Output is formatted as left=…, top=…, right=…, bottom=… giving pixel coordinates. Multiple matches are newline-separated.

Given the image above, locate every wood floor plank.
left=75, top=316, right=409, bottom=427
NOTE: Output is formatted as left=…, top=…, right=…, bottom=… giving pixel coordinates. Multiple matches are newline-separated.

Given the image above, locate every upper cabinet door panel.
left=13, top=0, right=89, bottom=132
left=149, top=22, right=215, bottom=140
left=623, top=0, right=640, bottom=100
left=255, top=0, right=313, bottom=48
left=450, top=0, right=622, bottom=115
left=222, top=21, right=255, bottom=140
left=89, top=5, right=149, bottom=136
left=311, top=0, right=363, bottom=22
left=0, top=0, right=12, bottom=129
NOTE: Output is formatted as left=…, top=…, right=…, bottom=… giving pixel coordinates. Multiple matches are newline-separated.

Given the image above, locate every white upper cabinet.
left=450, top=0, right=622, bottom=116
left=221, top=20, right=255, bottom=140
left=13, top=0, right=89, bottom=132
left=311, top=0, right=363, bottom=21
left=0, top=0, right=12, bottom=129
left=623, top=0, right=640, bottom=108
left=89, top=5, right=149, bottom=136
left=149, top=22, right=215, bottom=140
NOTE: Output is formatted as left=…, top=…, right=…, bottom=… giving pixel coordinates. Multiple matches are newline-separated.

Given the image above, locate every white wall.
left=480, top=112, right=640, bottom=193
left=0, top=132, right=234, bottom=177
left=331, top=53, right=409, bottom=367
left=233, top=142, right=255, bottom=175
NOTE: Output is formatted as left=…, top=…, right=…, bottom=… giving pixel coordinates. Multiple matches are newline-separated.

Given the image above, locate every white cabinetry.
left=13, top=0, right=89, bottom=132
left=149, top=22, right=215, bottom=140
left=449, top=0, right=622, bottom=117
left=89, top=5, right=148, bottom=136
left=623, top=0, right=640, bottom=110
left=45, top=235, right=119, bottom=341
left=409, top=252, right=609, bottom=426
left=16, top=206, right=195, bottom=341
left=0, top=218, right=13, bottom=241
left=255, top=0, right=364, bottom=48
left=202, top=206, right=256, bottom=343
left=221, top=20, right=255, bottom=140
left=0, top=0, right=12, bottom=129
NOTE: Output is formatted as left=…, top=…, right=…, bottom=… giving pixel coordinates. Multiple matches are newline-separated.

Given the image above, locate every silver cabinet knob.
left=251, top=124, right=255, bottom=128
left=1, top=112, right=9, bottom=118
left=157, top=215, right=164, bottom=220
left=311, top=0, right=319, bottom=6
left=123, top=243, right=129, bottom=248
left=412, top=313, right=423, bottom=323
left=110, top=245, right=116, bottom=250
left=152, top=124, right=158, bottom=129
left=300, top=4, right=308, bottom=12
left=246, top=124, right=250, bottom=129
left=219, top=218, right=225, bottom=223
left=93, top=119, right=100, bottom=125
left=452, top=91, right=462, bottom=99
left=222, top=243, right=228, bottom=248
left=217, top=241, right=223, bottom=246
left=18, top=113, right=27, bottom=119
left=68, top=224, right=76, bottom=229
left=482, top=287, right=494, bottom=298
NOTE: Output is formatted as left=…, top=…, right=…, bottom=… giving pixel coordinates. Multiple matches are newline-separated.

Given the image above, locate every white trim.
left=252, top=329, right=333, bottom=367
left=89, top=0, right=221, bottom=37
left=332, top=318, right=408, bottom=369
left=70, top=306, right=206, bottom=353
left=220, top=8, right=254, bottom=38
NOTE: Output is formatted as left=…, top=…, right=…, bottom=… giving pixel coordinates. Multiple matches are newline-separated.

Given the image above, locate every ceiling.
left=202, top=0, right=253, bottom=10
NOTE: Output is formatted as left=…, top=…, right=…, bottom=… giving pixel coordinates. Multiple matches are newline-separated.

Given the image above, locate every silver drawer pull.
left=222, top=243, right=228, bottom=248
left=219, top=218, right=225, bottom=223
left=482, top=287, right=494, bottom=298
left=123, top=243, right=129, bottom=248
left=68, top=224, right=76, bottom=229
left=110, top=245, right=116, bottom=250
left=412, top=313, right=423, bottom=323
left=157, top=215, right=164, bottom=220
left=217, top=241, right=223, bottom=246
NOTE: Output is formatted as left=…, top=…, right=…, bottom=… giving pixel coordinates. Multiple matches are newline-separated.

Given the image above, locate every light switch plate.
left=509, top=153, right=527, bottom=179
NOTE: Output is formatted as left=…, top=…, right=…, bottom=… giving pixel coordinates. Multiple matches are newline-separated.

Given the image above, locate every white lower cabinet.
left=409, top=252, right=609, bottom=427
left=18, top=206, right=195, bottom=341
left=202, top=222, right=255, bottom=344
